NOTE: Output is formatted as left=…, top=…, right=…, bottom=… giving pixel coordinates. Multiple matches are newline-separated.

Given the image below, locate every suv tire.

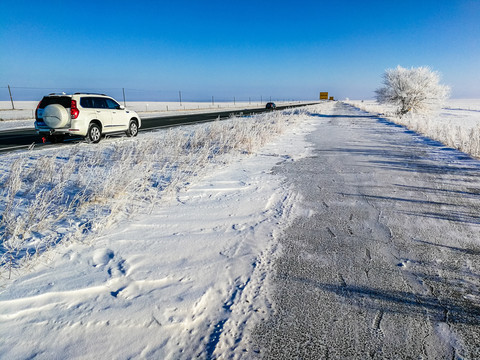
left=87, top=123, right=102, bottom=143
left=43, top=104, right=69, bottom=128
left=126, top=120, right=139, bottom=137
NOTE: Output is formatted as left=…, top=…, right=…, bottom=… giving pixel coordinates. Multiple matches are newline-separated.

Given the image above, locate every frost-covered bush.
left=375, top=66, right=450, bottom=117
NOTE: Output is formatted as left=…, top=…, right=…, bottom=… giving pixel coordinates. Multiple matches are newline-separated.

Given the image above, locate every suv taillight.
left=71, top=100, right=79, bottom=119
left=35, top=101, right=41, bottom=119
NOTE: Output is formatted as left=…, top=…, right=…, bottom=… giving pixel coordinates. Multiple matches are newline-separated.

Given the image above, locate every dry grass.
left=0, top=108, right=315, bottom=280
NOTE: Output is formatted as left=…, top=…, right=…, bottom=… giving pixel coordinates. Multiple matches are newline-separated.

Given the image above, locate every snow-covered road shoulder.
left=0, top=105, right=327, bottom=358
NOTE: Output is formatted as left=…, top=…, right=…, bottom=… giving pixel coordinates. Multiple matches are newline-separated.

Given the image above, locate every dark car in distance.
left=266, top=102, right=276, bottom=110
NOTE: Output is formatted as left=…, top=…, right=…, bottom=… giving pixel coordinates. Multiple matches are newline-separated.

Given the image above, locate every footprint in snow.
left=91, top=249, right=128, bottom=278
left=91, top=248, right=114, bottom=267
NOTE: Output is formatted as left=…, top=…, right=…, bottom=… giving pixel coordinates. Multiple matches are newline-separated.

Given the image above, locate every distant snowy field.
left=346, top=99, right=480, bottom=131
left=0, top=100, right=309, bottom=131
left=345, top=99, right=480, bottom=158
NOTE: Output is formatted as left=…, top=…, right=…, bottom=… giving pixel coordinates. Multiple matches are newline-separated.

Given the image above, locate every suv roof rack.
left=73, top=92, right=108, bottom=96
left=48, top=92, right=69, bottom=96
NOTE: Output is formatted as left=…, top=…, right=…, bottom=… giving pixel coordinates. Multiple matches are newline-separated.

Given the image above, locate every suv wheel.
left=126, top=120, right=139, bottom=137
left=87, top=123, right=102, bottom=143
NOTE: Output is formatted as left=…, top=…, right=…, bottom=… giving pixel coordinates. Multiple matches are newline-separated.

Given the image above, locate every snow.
left=2, top=100, right=480, bottom=357
left=346, top=99, right=480, bottom=131
left=345, top=99, right=480, bottom=158
left=439, top=99, right=480, bottom=131
left=252, top=102, right=480, bottom=358
left=0, top=105, right=322, bottom=358
left=0, top=119, right=33, bottom=131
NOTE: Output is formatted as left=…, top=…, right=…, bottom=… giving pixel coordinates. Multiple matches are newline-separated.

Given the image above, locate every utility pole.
left=122, top=88, right=126, bottom=107
left=212, top=96, right=214, bottom=106
left=179, top=91, right=182, bottom=106
left=234, top=96, right=236, bottom=105
left=8, top=85, right=14, bottom=110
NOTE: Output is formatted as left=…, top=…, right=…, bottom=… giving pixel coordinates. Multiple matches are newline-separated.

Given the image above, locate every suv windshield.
left=38, top=96, right=71, bottom=109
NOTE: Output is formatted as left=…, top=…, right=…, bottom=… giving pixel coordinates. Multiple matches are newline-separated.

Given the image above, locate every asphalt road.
left=0, top=104, right=316, bottom=154
left=253, top=102, right=480, bottom=358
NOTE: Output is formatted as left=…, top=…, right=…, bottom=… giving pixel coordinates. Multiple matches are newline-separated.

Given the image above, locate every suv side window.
left=105, top=98, right=120, bottom=110
left=93, top=97, right=108, bottom=109
left=80, top=97, right=107, bottom=109
left=80, top=97, right=95, bottom=108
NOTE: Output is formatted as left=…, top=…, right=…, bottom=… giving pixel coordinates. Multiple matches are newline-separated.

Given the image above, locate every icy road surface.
left=253, top=102, right=480, bottom=358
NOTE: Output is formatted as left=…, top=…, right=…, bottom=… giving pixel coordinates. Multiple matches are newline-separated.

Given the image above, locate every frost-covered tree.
left=375, top=66, right=450, bottom=117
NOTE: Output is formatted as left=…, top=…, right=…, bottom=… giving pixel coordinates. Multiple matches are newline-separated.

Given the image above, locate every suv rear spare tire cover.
left=43, top=104, right=69, bottom=128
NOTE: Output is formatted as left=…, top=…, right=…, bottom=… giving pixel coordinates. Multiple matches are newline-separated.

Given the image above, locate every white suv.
left=35, top=93, right=141, bottom=143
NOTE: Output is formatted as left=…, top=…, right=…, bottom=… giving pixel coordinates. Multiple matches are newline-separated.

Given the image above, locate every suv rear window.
left=38, top=96, right=71, bottom=109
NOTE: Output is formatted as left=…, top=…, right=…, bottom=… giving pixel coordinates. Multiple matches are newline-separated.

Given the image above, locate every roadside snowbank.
left=346, top=99, right=480, bottom=131
left=346, top=99, right=480, bottom=158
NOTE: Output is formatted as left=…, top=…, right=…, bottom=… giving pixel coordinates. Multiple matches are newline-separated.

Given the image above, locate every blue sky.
left=1, top=0, right=479, bottom=101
